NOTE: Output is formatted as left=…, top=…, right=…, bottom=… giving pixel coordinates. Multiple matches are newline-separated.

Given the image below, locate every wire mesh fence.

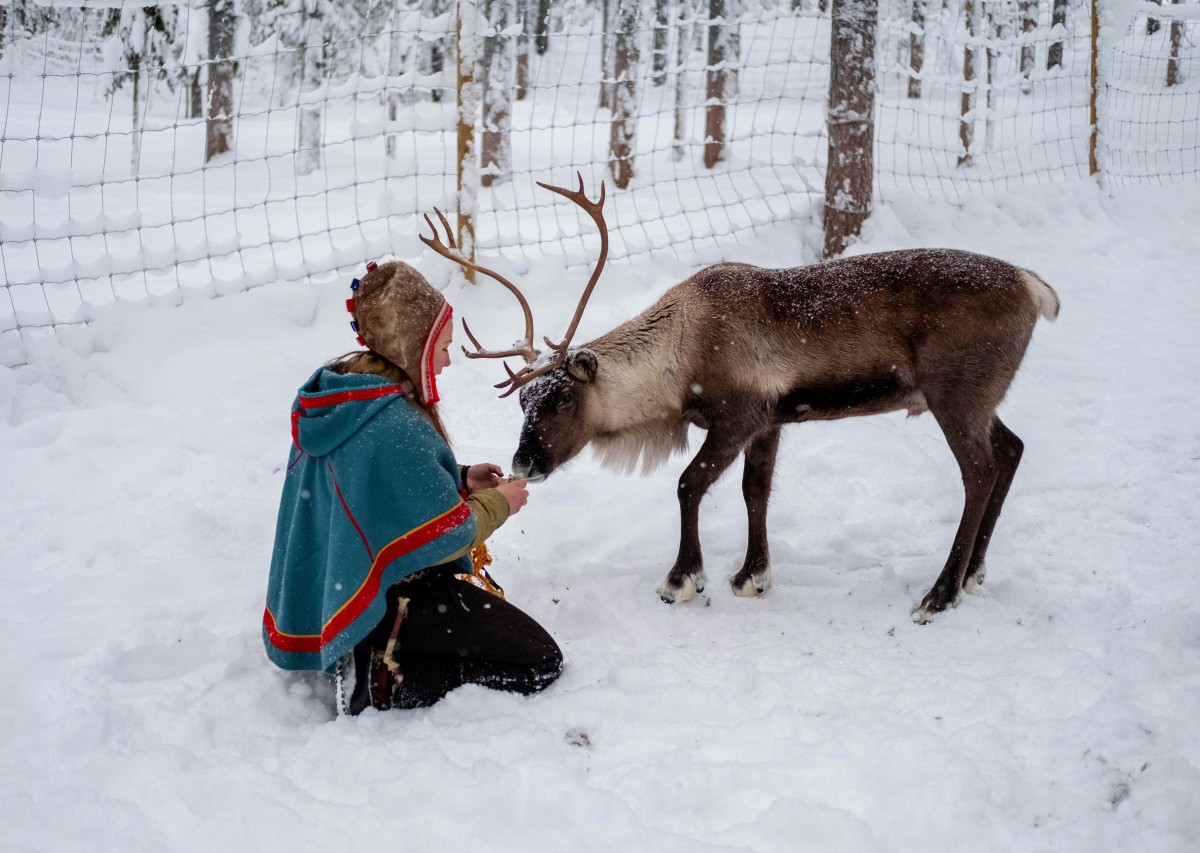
left=1, top=0, right=1196, bottom=366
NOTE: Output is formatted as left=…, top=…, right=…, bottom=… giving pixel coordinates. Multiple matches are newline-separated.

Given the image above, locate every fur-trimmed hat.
left=350, top=261, right=453, bottom=404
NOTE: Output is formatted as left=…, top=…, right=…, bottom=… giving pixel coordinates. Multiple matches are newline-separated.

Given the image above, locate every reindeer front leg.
left=658, top=426, right=750, bottom=604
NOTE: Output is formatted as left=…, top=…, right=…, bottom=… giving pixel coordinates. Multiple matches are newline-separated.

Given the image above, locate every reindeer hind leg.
left=731, top=426, right=781, bottom=597
left=962, top=417, right=1024, bottom=593
left=913, top=406, right=1000, bottom=623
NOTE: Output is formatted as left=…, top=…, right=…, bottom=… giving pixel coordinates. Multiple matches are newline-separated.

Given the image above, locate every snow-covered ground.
left=3, top=179, right=1199, bottom=851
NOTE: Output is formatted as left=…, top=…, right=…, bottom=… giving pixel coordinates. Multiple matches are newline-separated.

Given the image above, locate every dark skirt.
left=345, top=564, right=562, bottom=713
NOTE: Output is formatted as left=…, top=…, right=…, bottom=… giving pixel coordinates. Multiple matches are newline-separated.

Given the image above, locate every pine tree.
left=206, top=0, right=237, bottom=162
left=823, top=0, right=877, bottom=257
left=102, top=5, right=185, bottom=174
left=704, top=0, right=740, bottom=169
left=479, top=0, right=515, bottom=187
left=609, top=0, right=640, bottom=188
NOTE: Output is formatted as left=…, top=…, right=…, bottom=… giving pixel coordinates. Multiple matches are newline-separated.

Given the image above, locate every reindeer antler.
left=420, top=173, right=608, bottom=397
left=535, top=174, right=608, bottom=359
left=419, top=208, right=540, bottom=370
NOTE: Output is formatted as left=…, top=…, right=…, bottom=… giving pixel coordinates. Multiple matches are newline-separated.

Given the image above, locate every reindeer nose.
left=511, top=458, right=547, bottom=483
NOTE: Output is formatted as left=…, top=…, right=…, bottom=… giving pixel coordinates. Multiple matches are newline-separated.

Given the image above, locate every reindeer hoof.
left=657, top=571, right=705, bottom=604
left=963, top=561, right=988, bottom=594
left=731, top=568, right=771, bottom=597
left=911, top=589, right=961, bottom=624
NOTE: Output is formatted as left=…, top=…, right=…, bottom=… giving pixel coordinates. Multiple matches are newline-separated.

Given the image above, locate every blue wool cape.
left=263, top=367, right=476, bottom=672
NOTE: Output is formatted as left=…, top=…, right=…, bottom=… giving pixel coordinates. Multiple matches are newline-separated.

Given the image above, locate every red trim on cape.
left=290, top=384, right=404, bottom=453
left=298, top=384, right=404, bottom=410
left=327, top=461, right=373, bottom=562
left=419, top=303, right=452, bottom=405
left=262, top=500, right=472, bottom=655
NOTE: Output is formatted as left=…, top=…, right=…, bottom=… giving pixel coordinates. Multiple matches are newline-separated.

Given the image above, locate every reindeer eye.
left=559, top=390, right=574, bottom=407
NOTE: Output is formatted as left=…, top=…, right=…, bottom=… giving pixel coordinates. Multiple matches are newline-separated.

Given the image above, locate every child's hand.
left=495, top=479, right=529, bottom=516
left=466, top=463, right=504, bottom=493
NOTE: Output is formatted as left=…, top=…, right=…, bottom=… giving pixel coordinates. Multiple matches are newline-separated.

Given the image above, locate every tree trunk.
left=535, top=0, right=551, bottom=54
left=704, top=0, right=739, bottom=169
left=456, top=0, right=477, bottom=274
left=424, top=0, right=449, bottom=103
left=1019, top=0, right=1037, bottom=86
left=386, top=11, right=407, bottom=158
left=652, top=0, right=670, bottom=86
left=958, top=0, right=978, bottom=166
left=610, top=0, right=640, bottom=188
left=1146, top=0, right=1161, bottom=35
left=985, top=16, right=996, bottom=150
left=822, top=0, right=876, bottom=258
left=131, top=55, right=143, bottom=175
left=480, top=0, right=514, bottom=187
left=673, top=2, right=693, bottom=160
left=295, top=4, right=324, bottom=176
left=1047, top=0, right=1067, bottom=70
left=908, top=0, right=924, bottom=99
left=205, top=0, right=236, bottom=162
left=188, top=67, right=203, bottom=119
left=516, top=0, right=531, bottom=100
left=598, top=0, right=615, bottom=110
left=1166, top=0, right=1182, bottom=87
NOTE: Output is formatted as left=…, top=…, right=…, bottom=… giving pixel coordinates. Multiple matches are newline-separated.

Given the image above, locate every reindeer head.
left=421, top=173, right=609, bottom=481
left=508, top=347, right=602, bottom=481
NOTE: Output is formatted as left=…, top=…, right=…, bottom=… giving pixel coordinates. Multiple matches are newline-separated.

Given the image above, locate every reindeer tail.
left=1020, top=270, right=1060, bottom=322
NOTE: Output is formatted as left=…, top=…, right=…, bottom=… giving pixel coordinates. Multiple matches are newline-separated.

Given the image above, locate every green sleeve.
left=442, top=488, right=511, bottom=562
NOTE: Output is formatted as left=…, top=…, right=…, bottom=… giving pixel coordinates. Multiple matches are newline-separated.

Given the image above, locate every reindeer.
left=422, top=175, right=1059, bottom=622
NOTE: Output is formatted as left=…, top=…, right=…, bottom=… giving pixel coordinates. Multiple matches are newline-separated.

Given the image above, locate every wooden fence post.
left=456, top=0, right=477, bottom=282
left=1089, top=0, right=1099, bottom=176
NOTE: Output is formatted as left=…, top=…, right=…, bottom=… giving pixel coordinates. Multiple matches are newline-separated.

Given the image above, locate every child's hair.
left=328, top=351, right=452, bottom=447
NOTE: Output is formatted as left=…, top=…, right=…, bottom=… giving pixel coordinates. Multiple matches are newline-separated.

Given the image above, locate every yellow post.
left=1088, top=0, right=1099, bottom=177
left=456, top=0, right=477, bottom=282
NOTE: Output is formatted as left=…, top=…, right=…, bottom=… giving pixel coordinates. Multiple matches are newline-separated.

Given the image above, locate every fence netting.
left=1, top=0, right=1196, bottom=365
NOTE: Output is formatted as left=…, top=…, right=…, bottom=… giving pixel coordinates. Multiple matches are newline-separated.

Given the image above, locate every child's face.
left=432, top=321, right=453, bottom=376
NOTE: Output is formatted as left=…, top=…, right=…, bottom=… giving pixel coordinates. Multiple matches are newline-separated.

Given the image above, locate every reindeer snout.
left=511, top=459, right=548, bottom=483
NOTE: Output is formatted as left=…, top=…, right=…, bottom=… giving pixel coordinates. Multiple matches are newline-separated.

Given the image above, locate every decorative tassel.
left=456, top=543, right=505, bottom=599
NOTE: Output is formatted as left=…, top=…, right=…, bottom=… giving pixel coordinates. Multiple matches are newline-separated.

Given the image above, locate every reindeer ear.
left=566, top=349, right=598, bottom=383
